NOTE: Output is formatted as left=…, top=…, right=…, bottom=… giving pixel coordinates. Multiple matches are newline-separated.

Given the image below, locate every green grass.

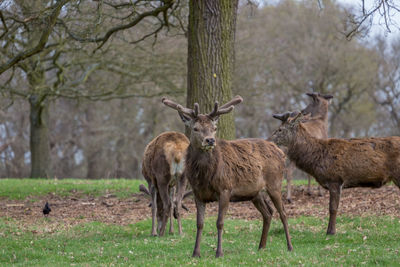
left=0, top=178, right=312, bottom=200
left=0, top=179, right=143, bottom=200
left=0, top=216, right=399, bottom=266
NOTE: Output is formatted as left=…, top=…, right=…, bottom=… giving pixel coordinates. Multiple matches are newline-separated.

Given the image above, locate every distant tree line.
left=0, top=0, right=399, bottom=178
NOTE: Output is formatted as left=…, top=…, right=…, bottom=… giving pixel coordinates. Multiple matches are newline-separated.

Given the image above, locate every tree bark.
left=187, top=0, right=239, bottom=139
left=29, top=95, right=52, bottom=178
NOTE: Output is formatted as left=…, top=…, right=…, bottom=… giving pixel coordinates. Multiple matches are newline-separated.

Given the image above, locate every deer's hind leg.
left=174, top=173, right=187, bottom=235
left=168, top=186, right=175, bottom=234
left=147, top=182, right=158, bottom=236
left=157, top=174, right=172, bottom=237
left=251, top=192, right=273, bottom=249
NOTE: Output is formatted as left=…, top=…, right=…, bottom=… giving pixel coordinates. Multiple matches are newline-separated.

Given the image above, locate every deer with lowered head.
left=141, top=131, right=189, bottom=236
left=269, top=112, right=400, bottom=235
left=162, top=96, right=292, bottom=258
left=273, top=92, right=333, bottom=202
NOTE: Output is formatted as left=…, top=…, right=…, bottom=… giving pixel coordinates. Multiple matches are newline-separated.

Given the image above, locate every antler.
left=162, top=97, right=197, bottom=118
left=219, top=95, right=244, bottom=109
left=208, top=95, right=243, bottom=119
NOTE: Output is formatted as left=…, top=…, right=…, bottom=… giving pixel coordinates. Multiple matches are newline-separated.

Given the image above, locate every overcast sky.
left=337, top=0, right=400, bottom=39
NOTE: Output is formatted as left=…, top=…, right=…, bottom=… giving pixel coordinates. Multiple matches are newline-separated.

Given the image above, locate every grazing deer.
left=272, top=92, right=333, bottom=202
left=162, top=96, right=292, bottom=258
left=269, top=112, right=400, bottom=235
left=141, top=131, right=189, bottom=236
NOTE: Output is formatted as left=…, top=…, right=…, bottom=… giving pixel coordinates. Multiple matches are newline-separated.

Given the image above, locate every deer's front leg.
left=192, top=198, right=205, bottom=257
left=327, top=183, right=342, bottom=235
left=216, top=190, right=230, bottom=258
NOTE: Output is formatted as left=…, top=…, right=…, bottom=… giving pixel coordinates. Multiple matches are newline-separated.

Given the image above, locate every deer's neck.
left=287, top=126, right=324, bottom=176
left=186, top=143, right=220, bottom=176
left=185, top=143, right=222, bottom=201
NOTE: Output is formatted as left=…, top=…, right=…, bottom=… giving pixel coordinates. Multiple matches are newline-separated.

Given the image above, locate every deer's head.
left=270, top=111, right=311, bottom=146
left=301, top=92, right=333, bottom=117
left=162, top=96, right=243, bottom=151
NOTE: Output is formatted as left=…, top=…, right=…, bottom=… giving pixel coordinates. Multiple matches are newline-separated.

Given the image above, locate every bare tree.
left=0, top=0, right=186, bottom=177
left=373, top=36, right=400, bottom=134
left=341, top=0, right=400, bottom=39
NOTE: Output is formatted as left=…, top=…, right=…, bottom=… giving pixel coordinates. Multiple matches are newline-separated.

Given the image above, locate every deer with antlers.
left=272, top=92, right=333, bottom=201
left=162, top=96, right=292, bottom=258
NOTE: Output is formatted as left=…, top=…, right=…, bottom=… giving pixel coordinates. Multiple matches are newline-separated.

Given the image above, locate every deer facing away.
left=272, top=92, right=333, bottom=202
left=162, top=96, right=292, bottom=258
left=269, top=112, right=400, bottom=235
left=141, top=131, right=189, bottom=236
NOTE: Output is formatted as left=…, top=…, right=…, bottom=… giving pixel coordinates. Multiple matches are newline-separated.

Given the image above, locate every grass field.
left=0, top=179, right=399, bottom=266
left=1, top=216, right=399, bottom=266
left=0, top=179, right=143, bottom=200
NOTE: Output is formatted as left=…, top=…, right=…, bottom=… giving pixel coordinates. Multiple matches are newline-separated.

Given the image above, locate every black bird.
left=43, top=202, right=51, bottom=216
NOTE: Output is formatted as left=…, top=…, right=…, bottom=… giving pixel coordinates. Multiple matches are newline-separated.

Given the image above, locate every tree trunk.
left=29, top=95, right=52, bottom=178
left=187, top=0, right=239, bottom=140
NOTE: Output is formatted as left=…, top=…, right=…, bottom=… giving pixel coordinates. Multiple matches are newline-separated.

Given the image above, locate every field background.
left=0, top=179, right=399, bottom=266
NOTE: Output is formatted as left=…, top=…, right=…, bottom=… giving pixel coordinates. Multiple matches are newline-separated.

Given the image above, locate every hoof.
left=286, top=198, right=292, bottom=204
left=216, top=252, right=224, bottom=258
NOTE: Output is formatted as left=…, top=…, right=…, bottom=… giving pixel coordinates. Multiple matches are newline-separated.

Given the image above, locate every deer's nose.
left=205, top=138, right=215, bottom=146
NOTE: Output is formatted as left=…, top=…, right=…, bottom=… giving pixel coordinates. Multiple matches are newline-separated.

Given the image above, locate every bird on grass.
left=42, top=202, right=51, bottom=216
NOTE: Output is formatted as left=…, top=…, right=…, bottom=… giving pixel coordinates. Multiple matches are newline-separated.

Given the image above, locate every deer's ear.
left=273, top=112, right=291, bottom=122
left=306, top=92, right=318, bottom=102
left=321, top=94, right=333, bottom=103
left=178, top=112, right=192, bottom=127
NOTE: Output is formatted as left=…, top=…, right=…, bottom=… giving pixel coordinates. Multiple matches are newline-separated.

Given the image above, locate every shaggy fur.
left=141, top=131, right=189, bottom=236
left=162, top=97, right=292, bottom=258
left=270, top=113, right=400, bottom=235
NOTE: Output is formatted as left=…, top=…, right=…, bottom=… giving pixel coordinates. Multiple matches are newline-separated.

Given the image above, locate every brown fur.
left=273, top=93, right=332, bottom=201
left=186, top=137, right=286, bottom=203
left=141, top=131, right=189, bottom=236
left=270, top=113, right=400, bottom=235
left=162, top=97, right=293, bottom=258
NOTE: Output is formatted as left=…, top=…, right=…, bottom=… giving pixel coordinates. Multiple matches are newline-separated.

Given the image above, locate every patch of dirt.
left=0, top=186, right=399, bottom=231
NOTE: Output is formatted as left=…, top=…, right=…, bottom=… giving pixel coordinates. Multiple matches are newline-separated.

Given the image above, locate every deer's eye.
left=193, top=127, right=199, bottom=132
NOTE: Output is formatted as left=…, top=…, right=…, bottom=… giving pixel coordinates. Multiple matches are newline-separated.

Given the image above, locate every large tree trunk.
left=29, top=95, right=52, bottom=178
left=187, top=0, right=239, bottom=139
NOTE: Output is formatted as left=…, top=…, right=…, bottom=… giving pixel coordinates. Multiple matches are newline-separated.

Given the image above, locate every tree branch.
left=0, top=0, right=70, bottom=75
left=0, top=11, right=9, bottom=39
left=60, top=1, right=174, bottom=53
